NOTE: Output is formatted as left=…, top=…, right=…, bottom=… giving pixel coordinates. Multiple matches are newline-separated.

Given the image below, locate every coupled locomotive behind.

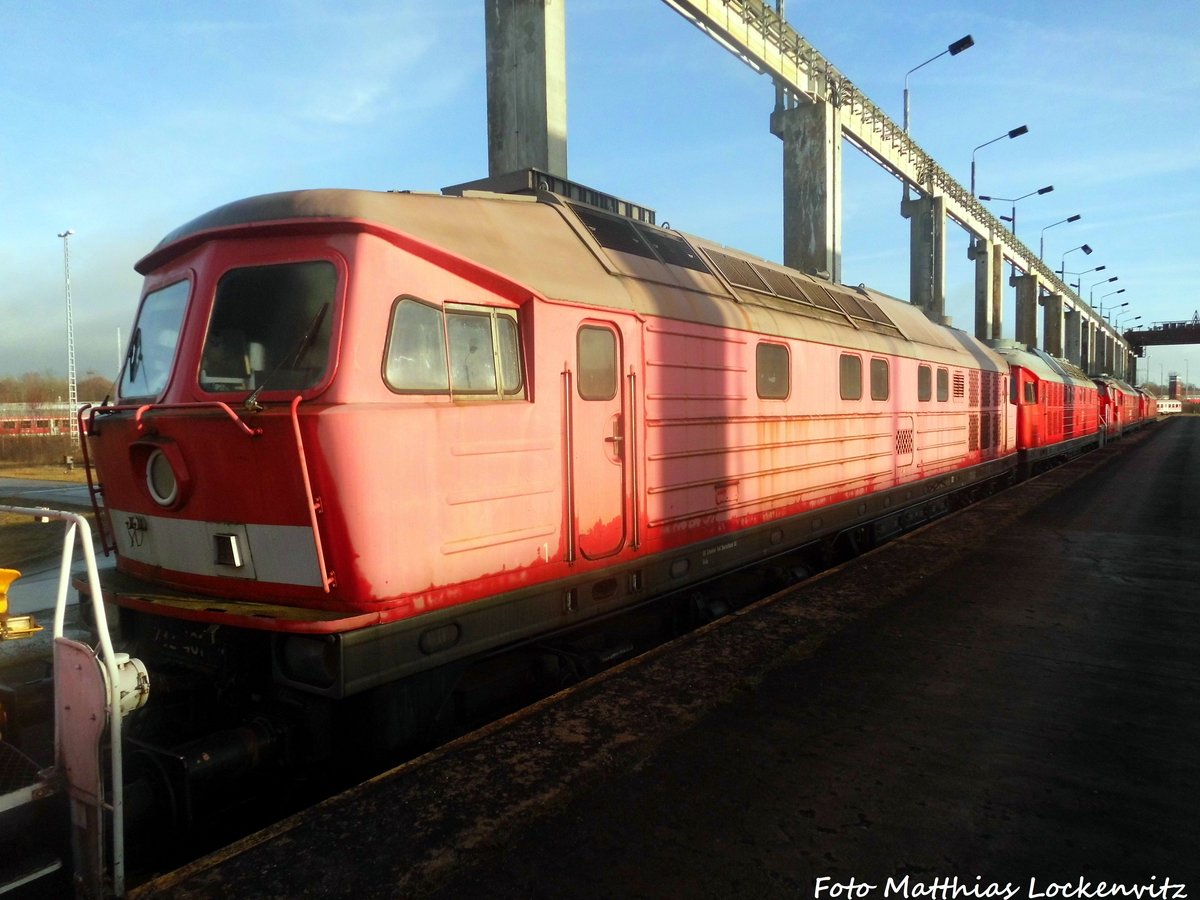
left=74, top=172, right=1146, bottom=834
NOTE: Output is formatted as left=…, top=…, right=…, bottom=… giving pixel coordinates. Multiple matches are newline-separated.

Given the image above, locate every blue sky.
left=2, top=0, right=1198, bottom=386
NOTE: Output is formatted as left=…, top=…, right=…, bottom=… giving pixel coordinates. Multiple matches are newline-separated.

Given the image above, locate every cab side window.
left=385, top=297, right=449, bottom=392
left=385, top=297, right=523, bottom=398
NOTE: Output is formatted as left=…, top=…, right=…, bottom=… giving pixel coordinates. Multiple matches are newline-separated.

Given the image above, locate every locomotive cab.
left=989, top=340, right=1100, bottom=475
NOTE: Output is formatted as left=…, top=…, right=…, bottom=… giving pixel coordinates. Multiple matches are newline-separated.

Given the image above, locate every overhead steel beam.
left=659, top=0, right=1128, bottom=353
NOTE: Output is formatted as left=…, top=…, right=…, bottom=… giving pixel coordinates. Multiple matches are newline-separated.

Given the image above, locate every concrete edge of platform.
left=130, top=424, right=1163, bottom=898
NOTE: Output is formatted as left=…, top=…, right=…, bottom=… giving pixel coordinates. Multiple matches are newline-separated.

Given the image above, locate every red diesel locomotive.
left=76, top=179, right=1150, bottom=822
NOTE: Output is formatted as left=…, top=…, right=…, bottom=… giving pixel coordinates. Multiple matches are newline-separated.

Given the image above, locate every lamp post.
left=1089, top=276, right=1118, bottom=305
left=904, top=34, right=974, bottom=133
left=58, top=229, right=78, bottom=444
left=1057, top=243, right=1092, bottom=279
left=1064, top=264, right=1106, bottom=294
left=1039, top=214, right=1081, bottom=261
left=1116, top=313, right=1141, bottom=329
left=971, top=124, right=1028, bottom=197
left=978, top=185, right=1054, bottom=240
left=1099, top=294, right=1127, bottom=318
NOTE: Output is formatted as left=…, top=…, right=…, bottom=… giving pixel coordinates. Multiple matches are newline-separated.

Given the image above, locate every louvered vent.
left=757, top=268, right=811, bottom=303
left=634, top=225, right=711, bottom=273
left=953, top=372, right=966, bottom=399
left=703, top=249, right=771, bottom=291
left=570, top=204, right=656, bottom=259
left=699, top=248, right=902, bottom=335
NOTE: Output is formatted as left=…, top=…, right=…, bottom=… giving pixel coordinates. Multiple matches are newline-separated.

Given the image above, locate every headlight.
left=277, top=635, right=339, bottom=690
left=146, top=449, right=179, bottom=507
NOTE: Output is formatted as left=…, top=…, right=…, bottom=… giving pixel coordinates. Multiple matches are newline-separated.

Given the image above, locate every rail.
left=289, top=395, right=336, bottom=592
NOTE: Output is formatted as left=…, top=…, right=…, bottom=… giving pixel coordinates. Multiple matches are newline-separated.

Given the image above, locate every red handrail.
left=290, top=395, right=335, bottom=593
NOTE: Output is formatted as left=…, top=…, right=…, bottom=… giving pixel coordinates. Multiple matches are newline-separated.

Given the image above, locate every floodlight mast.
left=58, top=229, right=79, bottom=444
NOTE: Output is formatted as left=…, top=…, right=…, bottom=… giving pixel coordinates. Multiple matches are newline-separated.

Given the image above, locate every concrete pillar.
left=1012, top=274, right=1040, bottom=348
left=771, top=100, right=843, bottom=281
left=1085, top=320, right=1098, bottom=374
left=486, top=0, right=568, bottom=178
left=1041, top=293, right=1065, bottom=358
left=969, top=239, right=1004, bottom=341
left=1065, top=308, right=1083, bottom=366
left=902, top=194, right=947, bottom=323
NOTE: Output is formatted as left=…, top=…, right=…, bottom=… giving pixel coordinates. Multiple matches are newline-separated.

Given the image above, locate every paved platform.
left=134, top=418, right=1199, bottom=899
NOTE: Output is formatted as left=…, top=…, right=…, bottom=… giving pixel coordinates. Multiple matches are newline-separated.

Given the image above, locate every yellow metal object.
left=0, top=567, right=17, bottom=616
left=1, top=567, right=42, bottom=639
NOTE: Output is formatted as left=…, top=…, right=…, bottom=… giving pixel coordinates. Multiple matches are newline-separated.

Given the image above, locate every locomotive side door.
left=570, top=321, right=627, bottom=559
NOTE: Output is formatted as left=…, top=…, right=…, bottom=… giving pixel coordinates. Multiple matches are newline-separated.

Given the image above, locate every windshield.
left=119, top=280, right=190, bottom=400
left=199, top=261, right=337, bottom=394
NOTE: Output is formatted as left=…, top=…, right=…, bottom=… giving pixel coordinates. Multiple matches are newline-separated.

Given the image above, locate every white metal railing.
left=1, top=504, right=149, bottom=897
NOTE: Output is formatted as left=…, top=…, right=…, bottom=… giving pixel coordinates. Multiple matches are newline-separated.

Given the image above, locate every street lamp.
left=904, top=34, right=974, bottom=133
left=1099, top=293, right=1127, bottom=317
left=58, top=229, right=79, bottom=444
left=1058, top=243, right=1091, bottom=279
left=971, top=124, right=1028, bottom=197
left=1117, top=313, right=1141, bottom=329
left=1039, top=214, right=1081, bottom=261
left=978, top=185, right=1054, bottom=239
left=1065, top=264, right=1106, bottom=293
left=1089, top=276, right=1118, bottom=304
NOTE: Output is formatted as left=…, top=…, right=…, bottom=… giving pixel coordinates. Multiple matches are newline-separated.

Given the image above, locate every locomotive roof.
left=141, top=188, right=1005, bottom=372
left=988, top=341, right=1094, bottom=388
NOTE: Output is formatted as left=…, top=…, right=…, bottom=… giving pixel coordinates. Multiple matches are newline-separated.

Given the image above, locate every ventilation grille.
left=896, top=428, right=915, bottom=456
left=635, top=226, right=710, bottom=272
left=572, top=204, right=655, bottom=259
left=981, top=411, right=995, bottom=450
left=969, top=413, right=980, bottom=451
left=700, top=248, right=902, bottom=335
left=757, top=267, right=810, bottom=302
left=953, top=373, right=966, bottom=399
left=703, top=249, right=770, bottom=291
left=570, top=203, right=711, bottom=273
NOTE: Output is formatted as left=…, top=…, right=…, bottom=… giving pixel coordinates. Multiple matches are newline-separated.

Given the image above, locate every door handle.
left=604, top=416, right=624, bottom=458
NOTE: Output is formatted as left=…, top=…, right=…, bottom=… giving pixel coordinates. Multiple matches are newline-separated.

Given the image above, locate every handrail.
left=77, top=404, right=114, bottom=555
left=627, top=368, right=640, bottom=551
left=0, top=505, right=130, bottom=896
left=289, top=396, right=335, bottom=592
left=86, top=401, right=262, bottom=438
left=562, top=367, right=576, bottom=564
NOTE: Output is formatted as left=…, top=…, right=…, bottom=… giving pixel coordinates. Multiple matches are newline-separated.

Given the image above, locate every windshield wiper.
left=126, top=327, right=143, bottom=384
left=244, top=303, right=330, bottom=412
